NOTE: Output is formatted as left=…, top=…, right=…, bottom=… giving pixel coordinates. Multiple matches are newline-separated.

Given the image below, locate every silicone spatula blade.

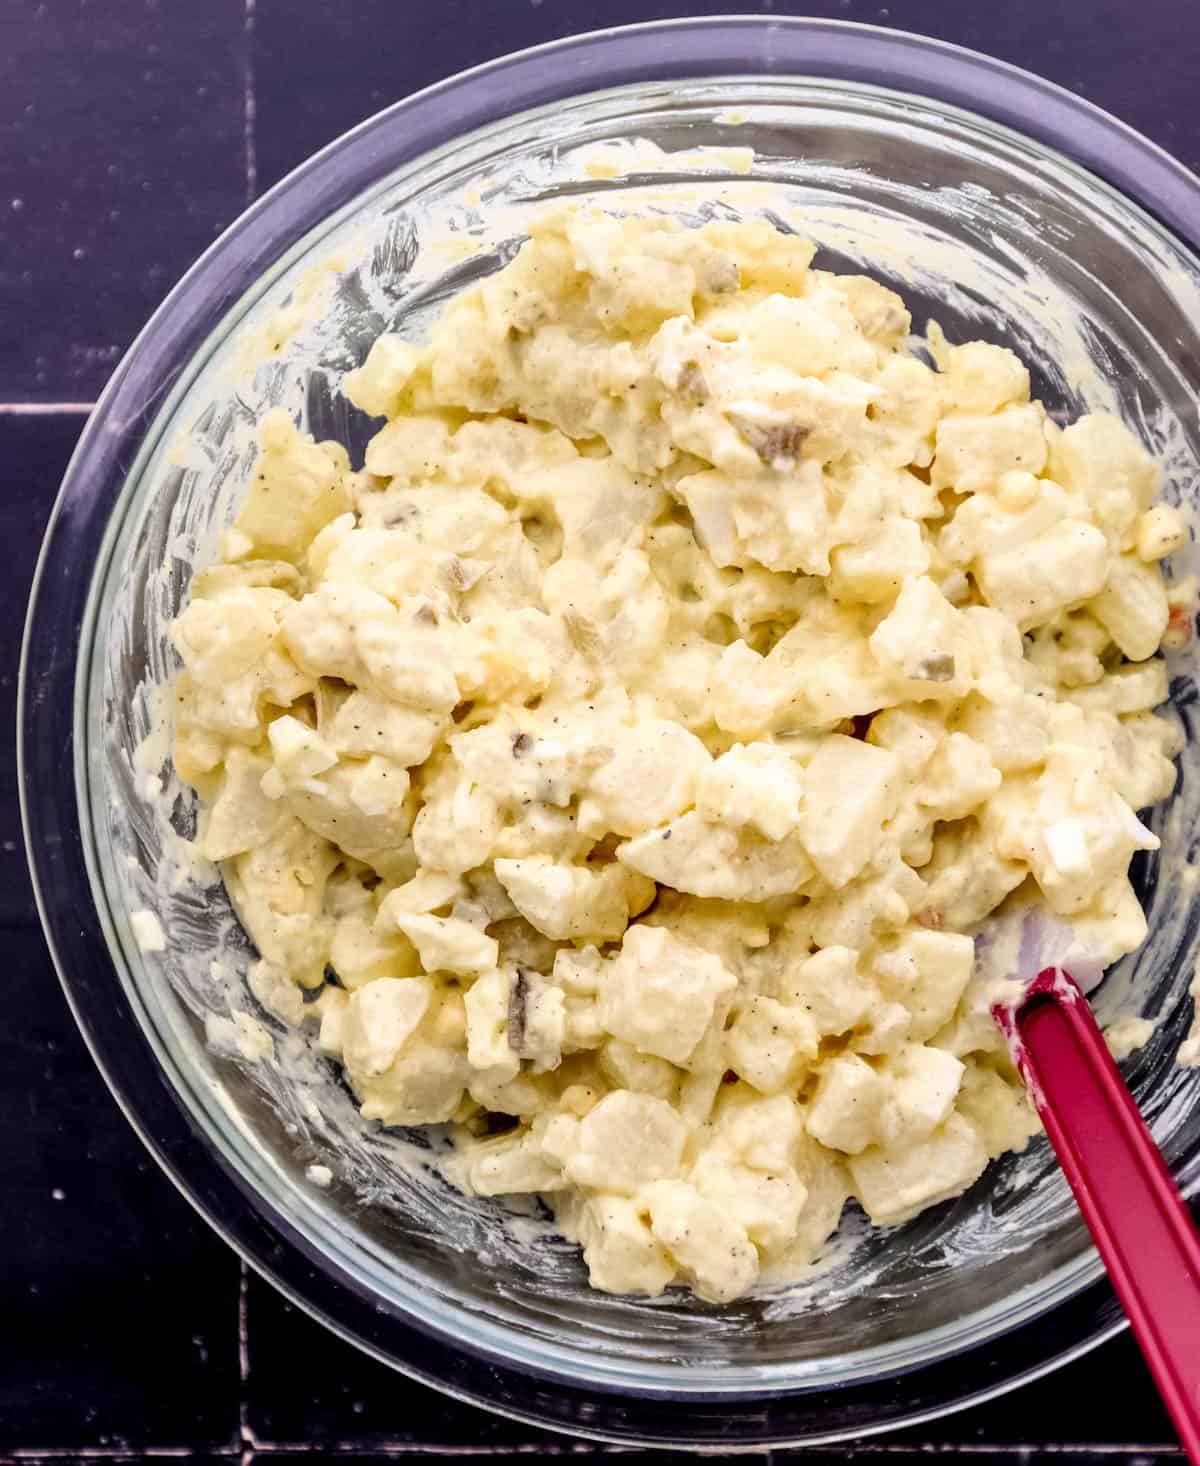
left=993, top=966, right=1200, bottom=1463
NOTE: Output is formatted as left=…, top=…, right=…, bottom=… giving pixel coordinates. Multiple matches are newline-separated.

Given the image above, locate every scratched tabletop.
left=2, top=1, right=1197, bottom=1461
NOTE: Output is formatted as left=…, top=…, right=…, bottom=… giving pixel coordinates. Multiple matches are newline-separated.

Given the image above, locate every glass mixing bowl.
left=20, top=17, right=1200, bottom=1449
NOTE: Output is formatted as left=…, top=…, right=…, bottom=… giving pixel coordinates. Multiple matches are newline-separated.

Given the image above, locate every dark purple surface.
left=2, top=0, right=1197, bottom=1459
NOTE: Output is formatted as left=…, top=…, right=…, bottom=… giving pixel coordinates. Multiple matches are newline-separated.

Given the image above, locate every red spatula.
left=993, top=964, right=1200, bottom=1462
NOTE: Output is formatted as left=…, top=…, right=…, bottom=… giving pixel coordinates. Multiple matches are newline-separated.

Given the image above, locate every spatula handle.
left=994, top=967, right=1200, bottom=1464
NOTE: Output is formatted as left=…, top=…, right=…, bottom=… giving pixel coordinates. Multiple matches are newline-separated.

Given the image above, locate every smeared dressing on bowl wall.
left=86, top=81, right=1200, bottom=1388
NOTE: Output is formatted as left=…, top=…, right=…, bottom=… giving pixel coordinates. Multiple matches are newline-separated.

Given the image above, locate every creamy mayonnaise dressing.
left=167, top=208, right=1186, bottom=1301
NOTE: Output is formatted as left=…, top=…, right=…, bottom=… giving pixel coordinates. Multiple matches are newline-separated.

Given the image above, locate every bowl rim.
left=20, top=14, right=1200, bottom=1447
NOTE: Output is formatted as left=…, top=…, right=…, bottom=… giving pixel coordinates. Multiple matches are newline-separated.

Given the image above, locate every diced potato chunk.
left=598, top=925, right=737, bottom=1067
left=806, top=1054, right=888, bottom=1154
left=564, top=1091, right=688, bottom=1193
left=647, top=1180, right=759, bottom=1302
left=1090, top=554, right=1169, bottom=661
left=849, top=1114, right=987, bottom=1224
left=235, top=411, right=353, bottom=562
left=799, top=736, right=901, bottom=888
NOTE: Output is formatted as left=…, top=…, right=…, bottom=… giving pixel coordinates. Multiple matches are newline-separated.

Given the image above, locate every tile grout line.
left=1, top=1453, right=221, bottom=1461
left=0, top=1451, right=232, bottom=1461
left=225, top=1446, right=623, bottom=1457
left=243, top=0, right=258, bottom=205
left=0, top=1444, right=1185, bottom=1460
left=0, top=403, right=95, bottom=415
left=239, top=1259, right=254, bottom=1466
left=232, top=1445, right=1186, bottom=1460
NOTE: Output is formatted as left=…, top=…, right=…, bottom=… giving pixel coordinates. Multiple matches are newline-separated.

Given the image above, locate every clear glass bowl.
left=20, top=18, right=1200, bottom=1449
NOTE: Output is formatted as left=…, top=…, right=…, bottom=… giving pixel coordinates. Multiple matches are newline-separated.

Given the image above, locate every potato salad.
left=172, top=211, right=1188, bottom=1303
